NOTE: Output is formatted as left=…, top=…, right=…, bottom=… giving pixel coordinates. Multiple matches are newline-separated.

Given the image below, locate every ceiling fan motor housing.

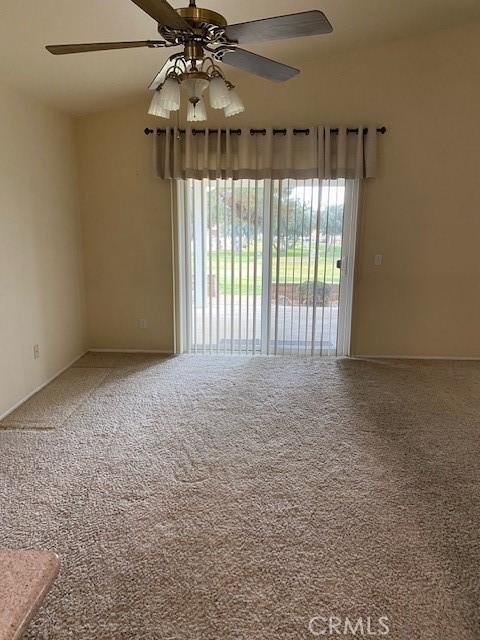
left=174, top=6, right=227, bottom=29
left=155, top=6, right=229, bottom=64
left=156, top=5, right=229, bottom=61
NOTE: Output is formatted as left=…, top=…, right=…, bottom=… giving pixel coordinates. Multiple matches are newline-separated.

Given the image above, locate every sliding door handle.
left=336, top=259, right=342, bottom=269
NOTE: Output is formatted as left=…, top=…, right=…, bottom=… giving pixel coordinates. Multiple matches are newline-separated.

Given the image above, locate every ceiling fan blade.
left=215, top=48, right=299, bottom=82
left=148, top=53, right=184, bottom=90
left=224, top=10, right=332, bottom=44
left=46, top=41, right=165, bottom=55
left=130, top=0, right=191, bottom=30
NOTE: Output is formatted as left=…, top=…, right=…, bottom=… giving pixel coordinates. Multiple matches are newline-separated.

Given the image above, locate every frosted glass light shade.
left=182, top=77, right=209, bottom=101
left=224, top=88, right=245, bottom=117
left=157, top=77, right=181, bottom=111
left=187, top=97, right=207, bottom=122
left=148, top=91, right=170, bottom=119
left=209, top=76, right=230, bottom=109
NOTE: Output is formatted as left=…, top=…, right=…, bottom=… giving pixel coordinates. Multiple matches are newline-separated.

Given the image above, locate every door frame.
left=336, top=179, right=361, bottom=357
left=173, top=178, right=361, bottom=356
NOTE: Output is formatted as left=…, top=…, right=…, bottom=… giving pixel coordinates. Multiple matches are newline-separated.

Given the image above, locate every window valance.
left=153, top=125, right=380, bottom=180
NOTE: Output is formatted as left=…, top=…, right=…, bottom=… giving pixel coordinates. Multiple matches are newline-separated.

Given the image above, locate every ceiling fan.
left=46, top=0, right=333, bottom=121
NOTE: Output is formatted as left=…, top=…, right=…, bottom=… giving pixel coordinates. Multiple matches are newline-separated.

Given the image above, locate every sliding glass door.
left=175, top=178, right=359, bottom=356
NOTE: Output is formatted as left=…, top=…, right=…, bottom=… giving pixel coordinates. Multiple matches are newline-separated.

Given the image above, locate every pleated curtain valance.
left=154, top=125, right=379, bottom=180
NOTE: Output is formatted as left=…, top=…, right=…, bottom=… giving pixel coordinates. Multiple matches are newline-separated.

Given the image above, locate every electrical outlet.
left=33, top=344, right=40, bottom=360
left=138, top=319, right=147, bottom=330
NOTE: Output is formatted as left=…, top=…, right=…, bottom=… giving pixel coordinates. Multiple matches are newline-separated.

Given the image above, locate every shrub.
left=297, top=281, right=338, bottom=306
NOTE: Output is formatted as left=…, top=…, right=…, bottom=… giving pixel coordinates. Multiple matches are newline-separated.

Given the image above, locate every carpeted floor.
left=1, top=353, right=480, bottom=639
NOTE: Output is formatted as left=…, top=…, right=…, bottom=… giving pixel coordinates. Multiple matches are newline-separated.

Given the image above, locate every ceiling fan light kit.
left=187, top=96, right=208, bottom=122
left=223, top=87, right=245, bottom=117
left=148, top=55, right=244, bottom=121
left=147, top=91, right=171, bottom=118
left=46, top=0, right=333, bottom=123
left=180, top=73, right=210, bottom=101
left=157, top=75, right=181, bottom=110
left=209, top=75, right=231, bottom=110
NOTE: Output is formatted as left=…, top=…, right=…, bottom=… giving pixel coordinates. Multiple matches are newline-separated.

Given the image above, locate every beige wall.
left=0, top=82, right=86, bottom=418
left=76, top=22, right=480, bottom=358
left=75, top=107, right=174, bottom=352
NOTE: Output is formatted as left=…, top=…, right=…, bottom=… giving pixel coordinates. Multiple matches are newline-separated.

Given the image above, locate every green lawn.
left=207, top=242, right=342, bottom=295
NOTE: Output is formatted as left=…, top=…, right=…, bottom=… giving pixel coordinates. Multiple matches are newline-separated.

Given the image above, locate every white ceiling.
left=1, top=0, right=480, bottom=114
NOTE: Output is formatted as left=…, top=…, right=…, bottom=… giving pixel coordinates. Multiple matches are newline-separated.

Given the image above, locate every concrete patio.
left=193, top=295, right=338, bottom=355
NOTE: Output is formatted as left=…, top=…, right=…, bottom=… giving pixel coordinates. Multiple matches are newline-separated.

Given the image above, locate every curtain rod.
left=144, top=126, right=387, bottom=137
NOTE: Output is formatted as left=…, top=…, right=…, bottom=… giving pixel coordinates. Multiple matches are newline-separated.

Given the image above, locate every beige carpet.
left=0, top=368, right=110, bottom=430
left=1, top=353, right=480, bottom=639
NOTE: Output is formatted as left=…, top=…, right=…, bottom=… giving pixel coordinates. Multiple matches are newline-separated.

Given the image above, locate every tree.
left=206, top=179, right=343, bottom=250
